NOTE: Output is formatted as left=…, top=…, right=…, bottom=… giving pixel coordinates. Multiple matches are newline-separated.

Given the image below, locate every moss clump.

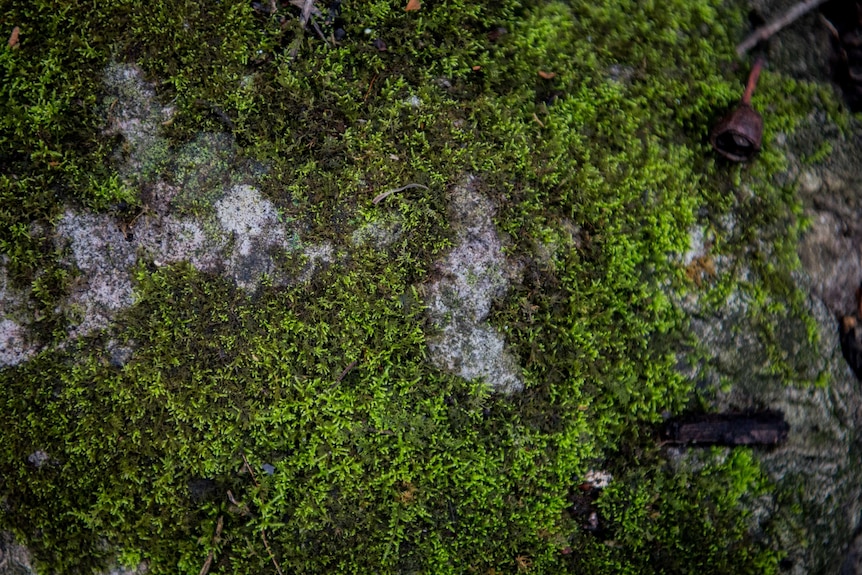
left=574, top=449, right=781, bottom=575
left=0, top=0, right=827, bottom=573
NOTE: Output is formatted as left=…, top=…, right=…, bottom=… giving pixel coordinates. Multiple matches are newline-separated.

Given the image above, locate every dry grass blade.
left=240, top=451, right=259, bottom=487
left=372, top=183, right=429, bottom=204
left=289, top=0, right=321, bottom=28
left=736, top=0, right=830, bottom=56
left=198, top=516, right=225, bottom=575
left=261, top=529, right=284, bottom=575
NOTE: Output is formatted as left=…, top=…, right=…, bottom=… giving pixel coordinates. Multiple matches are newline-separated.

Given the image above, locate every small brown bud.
left=710, top=103, right=763, bottom=162
left=710, top=58, right=765, bottom=162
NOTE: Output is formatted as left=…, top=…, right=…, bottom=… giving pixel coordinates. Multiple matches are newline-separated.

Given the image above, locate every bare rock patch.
left=423, top=177, right=523, bottom=393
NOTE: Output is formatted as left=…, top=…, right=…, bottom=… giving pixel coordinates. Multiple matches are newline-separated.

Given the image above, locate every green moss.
left=0, top=0, right=836, bottom=572
left=573, top=448, right=782, bottom=575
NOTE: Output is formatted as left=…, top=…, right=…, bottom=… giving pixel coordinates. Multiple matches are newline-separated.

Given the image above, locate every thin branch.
left=288, top=0, right=320, bottom=28
left=198, top=553, right=213, bottom=575
left=736, top=0, right=830, bottom=56
left=364, top=74, right=379, bottom=102
left=336, top=359, right=358, bottom=382
left=226, top=489, right=240, bottom=507
left=198, top=516, right=224, bottom=575
left=261, top=529, right=285, bottom=575
left=372, top=183, right=429, bottom=204
left=240, top=451, right=259, bottom=487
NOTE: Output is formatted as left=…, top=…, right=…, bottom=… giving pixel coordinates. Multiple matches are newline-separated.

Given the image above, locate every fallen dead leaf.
left=538, top=70, right=556, bottom=79
left=405, top=0, right=421, bottom=11
left=472, top=65, right=481, bottom=71
left=8, top=26, right=19, bottom=49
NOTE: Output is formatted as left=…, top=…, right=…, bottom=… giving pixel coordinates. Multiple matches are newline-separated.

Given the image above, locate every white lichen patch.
left=39, top=63, right=336, bottom=341
left=350, top=216, right=403, bottom=250
left=682, top=226, right=706, bottom=266
left=0, top=319, right=36, bottom=367
left=56, top=181, right=310, bottom=335
left=423, top=177, right=523, bottom=393
left=584, top=469, right=613, bottom=489
left=56, top=211, right=138, bottom=337
left=300, top=242, right=334, bottom=281
left=215, top=184, right=299, bottom=290
left=216, top=184, right=285, bottom=255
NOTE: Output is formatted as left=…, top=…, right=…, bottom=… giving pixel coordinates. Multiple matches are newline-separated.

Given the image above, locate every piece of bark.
left=663, top=411, right=789, bottom=446
left=840, top=315, right=862, bottom=380
left=839, top=281, right=862, bottom=379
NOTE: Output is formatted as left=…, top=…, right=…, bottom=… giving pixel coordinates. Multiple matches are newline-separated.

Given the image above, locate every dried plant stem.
left=240, top=451, right=259, bottom=487
left=741, top=57, right=765, bottom=105
left=336, top=359, right=358, bottom=382
left=298, top=0, right=315, bottom=27
left=236, top=454, right=282, bottom=575
left=261, top=529, right=284, bottom=575
left=198, top=516, right=224, bottom=575
left=372, top=183, right=429, bottom=204
left=736, top=0, right=830, bottom=56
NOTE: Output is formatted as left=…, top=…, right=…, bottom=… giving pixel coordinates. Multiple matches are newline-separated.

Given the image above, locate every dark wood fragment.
left=839, top=281, right=862, bottom=380
left=840, top=315, right=862, bottom=380
left=663, top=411, right=789, bottom=446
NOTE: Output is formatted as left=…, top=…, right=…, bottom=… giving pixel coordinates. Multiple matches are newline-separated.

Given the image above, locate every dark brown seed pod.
left=710, top=58, right=764, bottom=162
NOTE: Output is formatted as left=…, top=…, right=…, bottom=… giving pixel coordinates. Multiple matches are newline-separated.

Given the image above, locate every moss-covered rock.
left=0, top=0, right=852, bottom=573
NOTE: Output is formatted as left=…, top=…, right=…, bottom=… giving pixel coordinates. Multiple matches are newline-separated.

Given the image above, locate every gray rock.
left=0, top=533, right=35, bottom=575
left=685, top=1, right=862, bottom=571
left=423, top=176, right=524, bottom=393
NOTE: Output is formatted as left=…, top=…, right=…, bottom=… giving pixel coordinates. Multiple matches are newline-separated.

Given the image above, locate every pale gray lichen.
left=49, top=64, right=323, bottom=338
left=56, top=181, right=310, bottom=334
left=102, top=62, right=172, bottom=185
left=0, top=319, right=35, bottom=367
left=55, top=211, right=137, bottom=337
left=423, top=177, right=523, bottom=393
left=215, top=183, right=300, bottom=290
left=350, top=215, right=403, bottom=250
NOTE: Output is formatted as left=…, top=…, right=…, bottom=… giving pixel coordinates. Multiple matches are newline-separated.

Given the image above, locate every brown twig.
left=261, top=529, right=285, bottom=575
left=199, top=551, right=213, bottom=575
left=198, top=516, right=224, bottom=575
left=741, top=57, right=765, bottom=105
left=336, top=359, right=358, bottom=382
left=364, top=73, right=379, bottom=102
left=8, top=26, right=20, bottom=49
left=240, top=451, right=259, bottom=487
left=236, top=456, right=283, bottom=575
left=736, top=0, right=830, bottom=56
left=226, top=489, right=240, bottom=507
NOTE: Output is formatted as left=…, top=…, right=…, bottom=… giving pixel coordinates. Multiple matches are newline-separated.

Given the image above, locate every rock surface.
left=423, top=176, right=524, bottom=393
left=682, top=1, right=862, bottom=573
